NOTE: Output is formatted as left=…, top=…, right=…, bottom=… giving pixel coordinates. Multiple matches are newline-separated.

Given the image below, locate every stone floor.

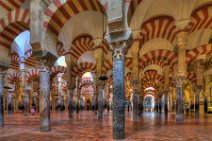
left=0, top=111, right=212, bottom=141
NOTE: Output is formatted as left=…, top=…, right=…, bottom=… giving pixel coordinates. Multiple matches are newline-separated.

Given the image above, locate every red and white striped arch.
left=72, top=62, right=96, bottom=77
left=50, top=66, right=67, bottom=76
left=9, top=53, right=19, bottom=70
left=102, top=58, right=113, bottom=73
left=70, top=35, right=94, bottom=60
left=8, top=72, right=21, bottom=82
left=25, top=57, right=36, bottom=67
left=44, top=0, right=106, bottom=36
left=0, top=8, right=29, bottom=48
left=190, top=4, right=212, bottom=33
left=186, top=44, right=212, bottom=63
left=142, top=70, right=164, bottom=83
left=11, top=53, right=19, bottom=62
left=125, top=84, right=133, bottom=94
left=187, top=72, right=197, bottom=85
left=62, top=83, right=67, bottom=92
left=107, top=74, right=113, bottom=86
left=79, top=79, right=93, bottom=89
left=127, top=0, right=143, bottom=25
left=137, top=16, right=178, bottom=45
left=93, top=39, right=110, bottom=55
left=139, top=49, right=178, bottom=69
left=56, top=42, right=65, bottom=56
left=125, top=72, right=132, bottom=82
left=26, top=68, right=40, bottom=82
left=125, top=57, right=133, bottom=70
left=0, top=0, right=25, bottom=11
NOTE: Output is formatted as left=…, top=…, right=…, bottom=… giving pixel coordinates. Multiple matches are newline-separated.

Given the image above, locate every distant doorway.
left=144, top=95, right=155, bottom=112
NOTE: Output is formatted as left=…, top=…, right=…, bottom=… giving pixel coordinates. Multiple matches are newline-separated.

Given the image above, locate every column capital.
left=36, top=58, right=51, bottom=72
left=175, top=76, right=185, bottom=87
left=0, top=64, right=8, bottom=76
left=97, top=84, right=105, bottom=91
left=193, top=86, right=203, bottom=94
left=131, top=80, right=140, bottom=89
left=175, top=19, right=191, bottom=31
left=177, top=32, right=188, bottom=47
left=112, top=41, right=128, bottom=60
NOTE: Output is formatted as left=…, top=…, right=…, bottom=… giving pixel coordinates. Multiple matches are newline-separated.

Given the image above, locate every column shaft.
left=0, top=73, right=4, bottom=127
left=176, top=84, right=184, bottom=122
left=113, top=59, right=125, bottom=140
left=68, top=89, right=74, bottom=118
left=39, top=69, right=51, bottom=132
left=98, top=86, right=104, bottom=119
left=164, top=93, right=168, bottom=115
left=8, top=93, right=13, bottom=114
left=195, top=92, right=200, bottom=118
left=133, top=88, right=139, bottom=118
left=24, top=93, right=29, bottom=116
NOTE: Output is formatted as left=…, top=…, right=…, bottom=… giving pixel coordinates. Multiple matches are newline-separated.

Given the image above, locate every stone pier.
left=176, top=77, right=184, bottom=122
left=0, top=71, right=4, bottom=127
left=39, top=67, right=51, bottom=132
left=112, top=43, right=126, bottom=140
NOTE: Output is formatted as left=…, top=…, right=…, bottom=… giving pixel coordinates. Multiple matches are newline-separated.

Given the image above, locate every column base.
left=40, top=126, right=51, bottom=132
left=0, top=115, right=3, bottom=127
left=176, top=113, right=184, bottom=122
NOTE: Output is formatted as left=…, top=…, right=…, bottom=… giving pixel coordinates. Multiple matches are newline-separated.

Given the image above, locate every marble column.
left=23, top=92, right=29, bottom=116
left=164, top=66, right=170, bottom=116
left=204, top=75, right=211, bottom=113
left=195, top=87, right=201, bottom=118
left=195, top=60, right=204, bottom=117
left=175, top=77, right=184, bottom=122
left=76, top=77, right=81, bottom=114
left=98, top=85, right=104, bottom=119
left=7, top=92, right=13, bottom=114
left=112, top=42, right=126, bottom=140
left=164, top=92, right=168, bottom=116
left=131, top=42, right=140, bottom=118
left=57, top=73, right=63, bottom=109
left=154, top=97, right=159, bottom=112
left=158, top=98, right=162, bottom=113
left=132, top=84, right=139, bottom=119
left=39, top=67, right=51, bottom=132
left=0, top=72, right=4, bottom=127
left=139, top=94, right=144, bottom=114
left=20, top=57, right=27, bottom=115
left=175, top=27, right=188, bottom=122
left=51, top=91, right=56, bottom=112
left=68, top=88, right=74, bottom=118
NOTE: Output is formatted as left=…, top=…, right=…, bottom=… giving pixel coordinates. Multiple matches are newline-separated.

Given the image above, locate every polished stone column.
left=176, top=77, right=184, bottom=122
left=158, top=98, right=162, bottom=113
left=164, top=92, right=168, bottom=116
left=98, top=85, right=104, bottom=119
left=195, top=87, right=201, bottom=118
left=0, top=72, right=4, bottom=127
left=139, top=94, right=144, bottom=114
left=133, top=85, right=139, bottom=119
left=23, top=92, right=29, bottom=116
left=204, top=75, right=211, bottom=114
left=7, top=92, right=13, bottom=114
left=112, top=42, right=126, bottom=140
left=175, top=26, right=188, bottom=122
left=154, top=98, right=159, bottom=112
left=51, top=91, right=56, bottom=112
left=68, top=89, right=74, bottom=118
left=131, top=42, right=140, bottom=118
left=164, top=66, right=170, bottom=116
left=39, top=67, right=51, bottom=132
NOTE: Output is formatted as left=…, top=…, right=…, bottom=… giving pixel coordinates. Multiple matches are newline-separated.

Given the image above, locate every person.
left=30, top=104, right=35, bottom=115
